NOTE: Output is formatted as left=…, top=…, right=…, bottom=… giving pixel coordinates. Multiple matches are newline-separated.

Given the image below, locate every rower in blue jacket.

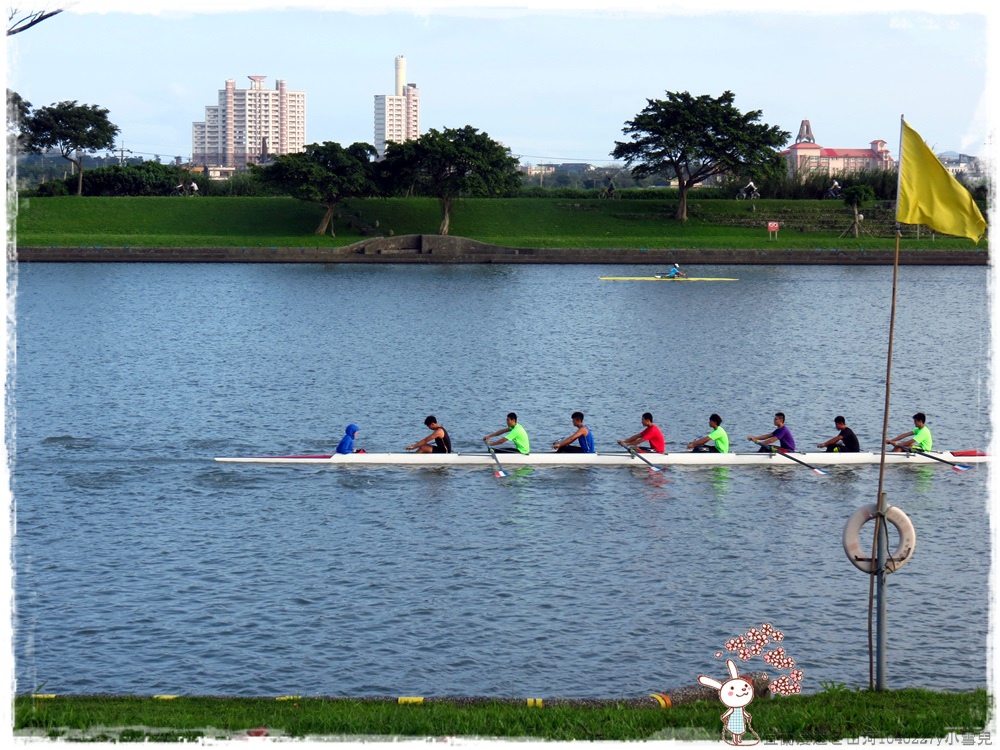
left=336, top=423, right=362, bottom=454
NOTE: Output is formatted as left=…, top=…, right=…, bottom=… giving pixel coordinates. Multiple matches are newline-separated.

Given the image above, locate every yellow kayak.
left=599, top=276, right=739, bottom=282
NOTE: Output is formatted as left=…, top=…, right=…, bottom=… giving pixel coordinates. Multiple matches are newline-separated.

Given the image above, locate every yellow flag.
left=896, top=119, right=986, bottom=243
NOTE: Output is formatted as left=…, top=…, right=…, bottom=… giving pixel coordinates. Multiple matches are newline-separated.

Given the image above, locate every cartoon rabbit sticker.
left=698, top=658, right=761, bottom=746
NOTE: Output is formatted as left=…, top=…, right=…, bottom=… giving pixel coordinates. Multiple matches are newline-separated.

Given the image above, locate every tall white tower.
left=395, top=55, right=405, bottom=96
left=374, top=55, right=420, bottom=158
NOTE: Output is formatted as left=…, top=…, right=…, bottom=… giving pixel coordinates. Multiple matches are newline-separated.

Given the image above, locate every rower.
left=661, top=263, right=686, bottom=279
left=688, top=413, right=729, bottom=453
left=406, top=415, right=452, bottom=454
left=618, top=412, right=666, bottom=453
left=336, top=423, right=363, bottom=454
left=552, top=411, right=595, bottom=453
left=887, top=412, right=932, bottom=452
left=818, top=416, right=860, bottom=452
left=748, top=412, right=795, bottom=452
left=483, top=412, right=530, bottom=454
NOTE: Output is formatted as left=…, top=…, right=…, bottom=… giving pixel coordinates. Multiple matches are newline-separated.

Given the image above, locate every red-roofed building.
left=781, top=120, right=894, bottom=177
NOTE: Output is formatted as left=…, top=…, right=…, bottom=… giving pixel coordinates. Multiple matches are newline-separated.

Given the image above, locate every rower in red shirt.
left=618, top=412, right=666, bottom=453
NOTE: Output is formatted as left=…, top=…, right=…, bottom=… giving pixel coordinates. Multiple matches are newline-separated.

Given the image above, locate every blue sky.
left=4, top=0, right=992, bottom=165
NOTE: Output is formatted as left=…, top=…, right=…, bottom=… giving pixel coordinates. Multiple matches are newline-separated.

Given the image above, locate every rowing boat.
left=214, top=450, right=987, bottom=467
left=599, top=276, right=739, bottom=282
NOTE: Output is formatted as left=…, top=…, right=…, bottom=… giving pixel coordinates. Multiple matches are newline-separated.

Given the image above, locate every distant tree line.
left=11, top=84, right=985, bottom=232
left=246, top=126, right=521, bottom=236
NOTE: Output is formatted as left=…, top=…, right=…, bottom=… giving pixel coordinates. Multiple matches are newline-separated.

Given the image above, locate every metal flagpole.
left=871, top=114, right=906, bottom=690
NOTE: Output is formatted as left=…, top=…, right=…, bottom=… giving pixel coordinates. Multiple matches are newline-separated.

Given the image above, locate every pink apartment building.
left=192, top=76, right=306, bottom=169
left=782, top=119, right=894, bottom=177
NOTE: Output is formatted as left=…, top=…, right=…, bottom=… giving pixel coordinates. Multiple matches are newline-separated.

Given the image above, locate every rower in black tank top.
left=433, top=426, right=452, bottom=453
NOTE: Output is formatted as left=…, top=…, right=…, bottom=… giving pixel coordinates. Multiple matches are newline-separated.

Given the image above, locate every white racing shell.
left=215, top=450, right=988, bottom=468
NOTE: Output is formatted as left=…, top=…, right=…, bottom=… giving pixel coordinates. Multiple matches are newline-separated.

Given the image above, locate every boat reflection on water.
left=710, top=466, right=731, bottom=499
left=908, top=463, right=936, bottom=492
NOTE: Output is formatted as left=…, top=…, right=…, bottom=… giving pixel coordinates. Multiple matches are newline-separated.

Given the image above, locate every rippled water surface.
left=10, top=262, right=991, bottom=697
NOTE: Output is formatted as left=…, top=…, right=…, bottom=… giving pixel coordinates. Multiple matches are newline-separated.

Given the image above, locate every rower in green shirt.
left=484, top=412, right=531, bottom=454
left=687, top=413, right=729, bottom=453
left=887, top=412, right=933, bottom=452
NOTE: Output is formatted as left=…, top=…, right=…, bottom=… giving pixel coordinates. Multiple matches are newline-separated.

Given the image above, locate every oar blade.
left=626, top=445, right=664, bottom=471
left=486, top=447, right=508, bottom=478
left=913, top=449, right=973, bottom=472
left=774, top=448, right=828, bottom=475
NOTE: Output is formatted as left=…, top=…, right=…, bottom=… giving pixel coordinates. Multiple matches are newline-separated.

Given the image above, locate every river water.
left=8, top=262, right=991, bottom=698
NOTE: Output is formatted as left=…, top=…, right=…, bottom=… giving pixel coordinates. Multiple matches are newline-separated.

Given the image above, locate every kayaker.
left=688, top=413, right=729, bottom=453
left=664, top=263, right=686, bottom=278
left=336, top=423, right=362, bottom=454
left=749, top=412, right=795, bottom=452
left=406, top=415, right=452, bottom=454
left=887, top=412, right=933, bottom=452
left=483, top=412, right=530, bottom=454
left=618, top=412, right=666, bottom=453
left=552, top=411, right=595, bottom=453
left=818, top=416, right=860, bottom=452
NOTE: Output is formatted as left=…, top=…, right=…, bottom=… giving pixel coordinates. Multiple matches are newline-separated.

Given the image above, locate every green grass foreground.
left=11, top=196, right=986, bottom=251
left=13, top=689, right=991, bottom=742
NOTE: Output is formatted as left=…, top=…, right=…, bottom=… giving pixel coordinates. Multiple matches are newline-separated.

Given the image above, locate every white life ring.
left=842, top=503, right=916, bottom=573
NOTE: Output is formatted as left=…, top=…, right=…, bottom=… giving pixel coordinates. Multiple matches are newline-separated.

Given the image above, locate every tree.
left=380, top=126, right=521, bottom=235
left=252, top=141, right=379, bottom=236
left=76, top=161, right=194, bottom=197
left=7, top=89, right=31, bottom=136
left=613, top=90, right=789, bottom=222
left=841, top=184, right=875, bottom=238
left=7, top=90, right=31, bottom=183
left=22, top=100, right=119, bottom=196
left=7, top=8, right=62, bottom=36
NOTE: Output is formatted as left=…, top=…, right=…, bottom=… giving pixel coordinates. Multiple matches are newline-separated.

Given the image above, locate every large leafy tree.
left=613, top=90, right=789, bottom=222
left=7, top=89, right=31, bottom=159
left=6, top=90, right=30, bottom=134
left=22, top=100, right=119, bottom=196
left=252, top=141, right=379, bottom=236
left=380, top=126, right=521, bottom=235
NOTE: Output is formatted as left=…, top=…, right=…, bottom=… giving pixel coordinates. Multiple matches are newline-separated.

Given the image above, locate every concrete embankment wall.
left=12, top=234, right=988, bottom=264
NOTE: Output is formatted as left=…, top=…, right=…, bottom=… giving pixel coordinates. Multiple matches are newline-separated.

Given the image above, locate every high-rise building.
left=373, top=56, right=420, bottom=158
left=192, top=76, right=306, bottom=169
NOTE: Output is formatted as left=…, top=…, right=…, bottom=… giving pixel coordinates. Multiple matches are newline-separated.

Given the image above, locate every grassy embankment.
left=13, top=689, right=991, bottom=742
left=12, top=195, right=986, bottom=251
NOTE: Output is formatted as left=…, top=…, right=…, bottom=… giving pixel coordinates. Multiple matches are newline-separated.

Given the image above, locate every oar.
left=624, top=445, right=664, bottom=472
left=766, top=445, right=829, bottom=475
left=896, top=445, right=971, bottom=472
left=487, top=446, right=508, bottom=478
